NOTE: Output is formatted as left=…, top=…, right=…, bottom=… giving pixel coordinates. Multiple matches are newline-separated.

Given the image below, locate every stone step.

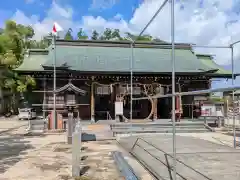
left=29, top=119, right=46, bottom=125
left=82, top=130, right=114, bottom=141
left=29, top=124, right=45, bottom=131
left=111, top=122, right=205, bottom=128
left=113, top=128, right=209, bottom=135
left=111, top=125, right=206, bottom=130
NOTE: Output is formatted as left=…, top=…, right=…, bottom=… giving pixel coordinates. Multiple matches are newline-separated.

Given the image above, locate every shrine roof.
left=16, top=49, right=49, bottom=71
left=196, top=54, right=232, bottom=76
left=15, top=40, right=233, bottom=77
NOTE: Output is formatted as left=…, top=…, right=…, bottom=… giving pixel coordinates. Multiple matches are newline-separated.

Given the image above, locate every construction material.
left=112, top=151, right=139, bottom=180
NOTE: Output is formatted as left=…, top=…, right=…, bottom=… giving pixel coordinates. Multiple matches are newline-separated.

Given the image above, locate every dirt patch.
left=80, top=141, right=122, bottom=180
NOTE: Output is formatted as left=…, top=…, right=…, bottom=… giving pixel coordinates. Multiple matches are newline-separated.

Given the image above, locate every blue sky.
left=0, top=0, right=141, bottom=28
left=1, top=0, right=240, bottom=91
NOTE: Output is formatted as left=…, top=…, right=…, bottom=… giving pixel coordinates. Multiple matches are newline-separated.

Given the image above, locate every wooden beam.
left=90, top=77, right=95, bottom=122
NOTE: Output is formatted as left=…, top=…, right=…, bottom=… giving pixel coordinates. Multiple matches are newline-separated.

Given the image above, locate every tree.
left=99, top=28, right=123, bottom=40
left=64, top=28, right=73, bottom=40
left=77, top=28, right=88, bottom=40
left=124, top=32, right=153, bottom=41
left=91, top=30, right=99, bottom=40
left=100, top=28, right=112, bottom=40
left=0, top=20, right=36, bottom=113
left=111, top=29, right=122, bottom=40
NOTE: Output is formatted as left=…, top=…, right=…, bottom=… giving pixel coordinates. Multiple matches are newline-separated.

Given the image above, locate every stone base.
left=67, top=136, right=72, bottom=144
left=91, top=117, right=95, bottom=123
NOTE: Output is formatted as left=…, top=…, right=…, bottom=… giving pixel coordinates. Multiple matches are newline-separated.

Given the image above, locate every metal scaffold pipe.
left=231, top=46, right=236, bottom=148
left=191, top=44, right=230, bottom=49
left=52, top=35, right=57, bottom=130
left=132, top=86, right=240, bottom=100
left=134, top=0, right=169, bottom=43
left=170, top=0, right=177, bottom=179
left=127, top=0, right=169, bottom=126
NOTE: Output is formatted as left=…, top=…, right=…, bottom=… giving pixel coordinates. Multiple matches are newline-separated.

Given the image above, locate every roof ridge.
left=25, top=49, right=49, bottom=56
left=196, top=54, right=215, bottom=58
left=55, top=39, right=193, bottom=50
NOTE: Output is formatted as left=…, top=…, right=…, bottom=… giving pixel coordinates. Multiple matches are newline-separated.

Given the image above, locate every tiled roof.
left=15, top=40, right=232, bottom=77
left=196, top=54, right=232, bottom=75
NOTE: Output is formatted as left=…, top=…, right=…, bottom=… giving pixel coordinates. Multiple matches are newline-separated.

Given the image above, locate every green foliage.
left=100, top=28, right=112, bottom=40
left=64, top=27, right=165, bottom=43
left=64, top=28, right=73, bottom=40
left=124, top=32, right=153, bottom=41
left=99, top=28, right=123, bottom=40
left=0, top=20, right=36, bottom=95
left=209, top=96, right=224, bottom=103
left=77, top=28, right=88, bottom=40
left=91, top=30, right=99, bottom=40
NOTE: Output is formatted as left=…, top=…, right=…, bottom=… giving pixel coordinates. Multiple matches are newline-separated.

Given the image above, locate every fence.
left=130, top=138, right=212, bottom=180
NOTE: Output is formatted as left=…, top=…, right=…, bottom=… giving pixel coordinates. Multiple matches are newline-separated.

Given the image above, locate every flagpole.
left=53, top=34, right=57, bottom=129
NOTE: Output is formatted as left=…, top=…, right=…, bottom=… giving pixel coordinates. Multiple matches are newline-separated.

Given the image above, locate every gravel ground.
left=0, top=124, right=152, bottom=180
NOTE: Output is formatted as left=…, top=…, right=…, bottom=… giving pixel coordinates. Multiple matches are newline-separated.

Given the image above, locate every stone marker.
left=67, top=112, right=73, bottom=144
left=72, top=121, right=82, bottom=177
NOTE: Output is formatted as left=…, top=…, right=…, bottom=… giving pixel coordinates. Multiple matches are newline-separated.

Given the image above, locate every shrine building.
left=15, top=39, right=233, bottom=122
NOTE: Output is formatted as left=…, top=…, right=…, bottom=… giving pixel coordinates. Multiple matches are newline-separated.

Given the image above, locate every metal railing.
left=131, top=138, right=212, bottom=180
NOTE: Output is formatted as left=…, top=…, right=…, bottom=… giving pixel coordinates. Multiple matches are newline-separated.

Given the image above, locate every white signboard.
left=201, top=105, right=216, bottom=116
left=115, top=101, right=123, bottom=115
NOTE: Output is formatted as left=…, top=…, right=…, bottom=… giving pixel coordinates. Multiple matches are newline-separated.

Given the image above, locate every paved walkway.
left=0, top=117, right=28, bottom=134
left=119, top=133, right=240, bottom=180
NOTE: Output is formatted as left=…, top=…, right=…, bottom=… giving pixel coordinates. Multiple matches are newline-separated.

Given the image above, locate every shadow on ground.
left=0, top=134, right=33, bottom=173
left=82, top=133, right=96, bottom=141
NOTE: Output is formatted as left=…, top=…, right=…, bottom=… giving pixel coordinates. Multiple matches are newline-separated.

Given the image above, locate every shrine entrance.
left=95, top=94, right=114, bottom=120
left=157, top=97, right=171, bottom=119
left=123, top=95, right=151, bottom=119
left=94, top=85, right=114, bottom=120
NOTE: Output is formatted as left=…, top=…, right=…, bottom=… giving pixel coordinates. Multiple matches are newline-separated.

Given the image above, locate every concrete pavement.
left=0, top=116, right=28, bottom=134
left=119, top=133, right=240, bottom=180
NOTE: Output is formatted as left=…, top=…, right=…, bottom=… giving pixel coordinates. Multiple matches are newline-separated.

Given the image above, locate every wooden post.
left=153, top=85, right=160, bottom=121
left=72, top=121, right=81, bottom=177
left=153, top=98, right=158, bottom=120
left=43, top=76, right=46, bottom=119
left=115, top=84, right=120, bottom=122
left=90, top=79, right=95, bottom=123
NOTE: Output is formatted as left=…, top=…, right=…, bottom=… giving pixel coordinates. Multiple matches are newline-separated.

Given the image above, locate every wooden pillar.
left=115, top=84, right=121, bottom=122
left=43, top=76, right=46, bottom=119
left=153, top=98, right=158, bottom=120
left=110, top=84, right=115, bottom=119
left=153, top=85, right=160, bottom=121
left=90, top=79, right=95, bottom=123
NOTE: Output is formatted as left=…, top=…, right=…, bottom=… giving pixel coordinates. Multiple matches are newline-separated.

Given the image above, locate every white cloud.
left=12, top=0, right=79, bottom=40
left=9, top=0, right=240, bottom=86
left=82, top=0, right=240, bottom=66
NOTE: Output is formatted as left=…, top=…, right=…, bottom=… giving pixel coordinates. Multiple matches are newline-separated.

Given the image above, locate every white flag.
left=52, top=22, right=63, bottom=35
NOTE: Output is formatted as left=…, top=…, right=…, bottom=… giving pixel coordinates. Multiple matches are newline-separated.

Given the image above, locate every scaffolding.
left=46, top=1, right=240, bottom=179
left=124, top=0, right=240, bottom=179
